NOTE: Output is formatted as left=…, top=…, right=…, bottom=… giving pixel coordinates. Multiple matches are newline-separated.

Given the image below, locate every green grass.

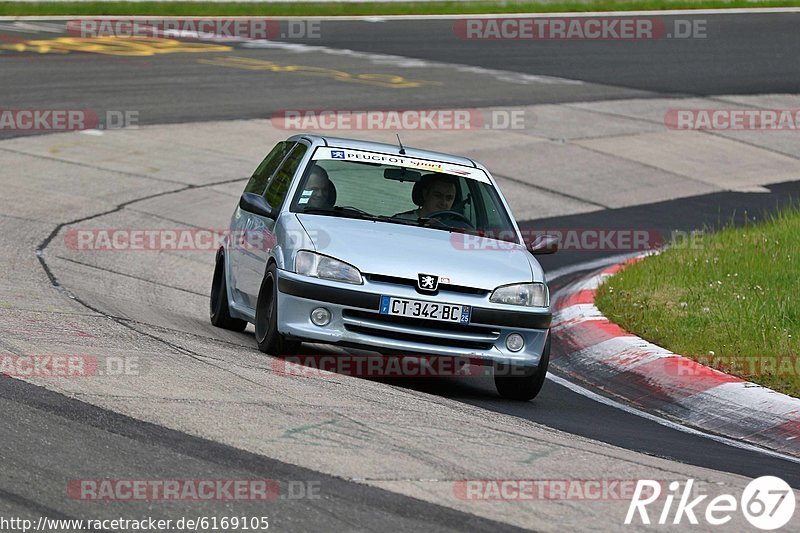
left=1, top=0, right=800, bottom=17
left=595, top=208, right=800, bottom=398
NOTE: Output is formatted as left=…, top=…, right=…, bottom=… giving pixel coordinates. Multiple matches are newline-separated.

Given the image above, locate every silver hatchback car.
left=210, top=135, right=557, bottom=400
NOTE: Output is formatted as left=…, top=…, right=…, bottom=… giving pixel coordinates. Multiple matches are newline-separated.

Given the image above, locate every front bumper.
left=276, top=269, right=551, bottom=368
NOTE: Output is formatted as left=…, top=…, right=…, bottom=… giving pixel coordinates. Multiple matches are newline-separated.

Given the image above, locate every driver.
left=395, top=172, right=458, bottom=219
left=304, top=165, right=335, bottom=209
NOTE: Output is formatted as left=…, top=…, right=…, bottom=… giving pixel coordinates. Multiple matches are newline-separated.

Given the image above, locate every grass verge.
left=595, top=208, right=800, bottom=398
left=1, top=1, right=800, bottom=17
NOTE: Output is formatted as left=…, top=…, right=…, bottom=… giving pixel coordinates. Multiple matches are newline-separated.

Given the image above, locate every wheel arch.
left=216, top=246, right=250, bottom=322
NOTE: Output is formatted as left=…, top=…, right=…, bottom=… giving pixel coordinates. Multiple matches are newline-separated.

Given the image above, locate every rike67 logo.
left=626, top=477, right=796, bottom=530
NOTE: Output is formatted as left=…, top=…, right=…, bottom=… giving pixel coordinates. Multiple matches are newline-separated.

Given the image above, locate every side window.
left=265, top=143, right=308, bottom=208
left=243, top=141, right=291, bottom=195
left=472, top=180, right=515, bottom=235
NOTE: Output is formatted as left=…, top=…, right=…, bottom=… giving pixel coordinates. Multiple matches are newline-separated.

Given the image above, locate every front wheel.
left=255, top=264, right=300, bottom=355
left=494, top=335, right=550, bottom=401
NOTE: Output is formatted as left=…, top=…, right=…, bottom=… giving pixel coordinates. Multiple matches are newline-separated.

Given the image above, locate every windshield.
left=289, top=147, right=519, bottom=242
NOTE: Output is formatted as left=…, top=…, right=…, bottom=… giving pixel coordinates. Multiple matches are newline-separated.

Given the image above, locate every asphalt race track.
left=1, top=12, right=799, bottom=532
left=2, top=13, right=800, bottom=130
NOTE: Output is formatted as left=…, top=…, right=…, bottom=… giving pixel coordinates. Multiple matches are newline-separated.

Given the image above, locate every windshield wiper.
left=301, top=209, right=457, bottom=231
left=373, top=215, right=454, bottom=230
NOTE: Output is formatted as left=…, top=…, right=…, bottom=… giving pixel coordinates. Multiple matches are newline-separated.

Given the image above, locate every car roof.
left=289, top=134, right=479, bottom=168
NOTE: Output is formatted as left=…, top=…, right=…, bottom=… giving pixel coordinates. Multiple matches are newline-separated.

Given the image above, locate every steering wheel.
left=425, top=210, right=474, bottom=229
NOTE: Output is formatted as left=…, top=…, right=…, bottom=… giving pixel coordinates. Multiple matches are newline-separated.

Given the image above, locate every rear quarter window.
left=243, top=141, right=292, bottom=195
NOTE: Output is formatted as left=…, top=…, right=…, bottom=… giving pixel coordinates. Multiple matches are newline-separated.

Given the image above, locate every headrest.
left=327, top=180, right=337, bottom=206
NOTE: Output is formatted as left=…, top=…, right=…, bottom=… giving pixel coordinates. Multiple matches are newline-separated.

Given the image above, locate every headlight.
left=294, top=250, right=363, bottom=285
left=490, top=283, right=549, bottom=307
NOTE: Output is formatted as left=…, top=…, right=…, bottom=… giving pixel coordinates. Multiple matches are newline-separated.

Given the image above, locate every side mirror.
left=528, top=234, right=559, bottom=255
left=239, top=192, right=278, bottom=219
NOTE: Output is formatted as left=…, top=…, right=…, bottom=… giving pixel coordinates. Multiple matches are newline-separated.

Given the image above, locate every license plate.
left=379, top=296, right=470, bottom=324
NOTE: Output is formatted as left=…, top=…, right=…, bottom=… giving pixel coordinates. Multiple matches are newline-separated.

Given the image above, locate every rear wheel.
left=494, top=335, right=550, bottom=401
left=210, top=250, right=247, bottom=332
left=255, top=263, right=300, bottom=355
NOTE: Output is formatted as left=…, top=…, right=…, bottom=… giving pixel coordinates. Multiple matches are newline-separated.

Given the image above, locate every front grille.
left=365, top=273, right=489, bottom=296
left=343, top=309, right=497, bottom=335
left=342, top=309, right=500, bottom=351
left=345, top=325, right=494, bottom=350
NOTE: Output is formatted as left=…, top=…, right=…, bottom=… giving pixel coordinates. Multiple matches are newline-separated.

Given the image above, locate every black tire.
left=494, top=335, right=550, bottom=401
left=210, top=250, right=247, bottom=332
left=255, top=263, right=300, bottom=355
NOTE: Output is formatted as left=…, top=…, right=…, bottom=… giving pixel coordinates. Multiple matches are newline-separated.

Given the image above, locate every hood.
left=296, top=214, right=542, bottom=290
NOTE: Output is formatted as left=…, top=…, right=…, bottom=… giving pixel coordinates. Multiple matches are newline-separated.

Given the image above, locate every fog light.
left=506, top=333, right=524, bottom=352
left=310, top=307, right=331, bottom=326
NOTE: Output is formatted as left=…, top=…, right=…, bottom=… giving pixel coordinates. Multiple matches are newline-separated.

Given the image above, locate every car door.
left=229, top=141, right=293, bottom=310
left=239, top=141, right=309, bottom=307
